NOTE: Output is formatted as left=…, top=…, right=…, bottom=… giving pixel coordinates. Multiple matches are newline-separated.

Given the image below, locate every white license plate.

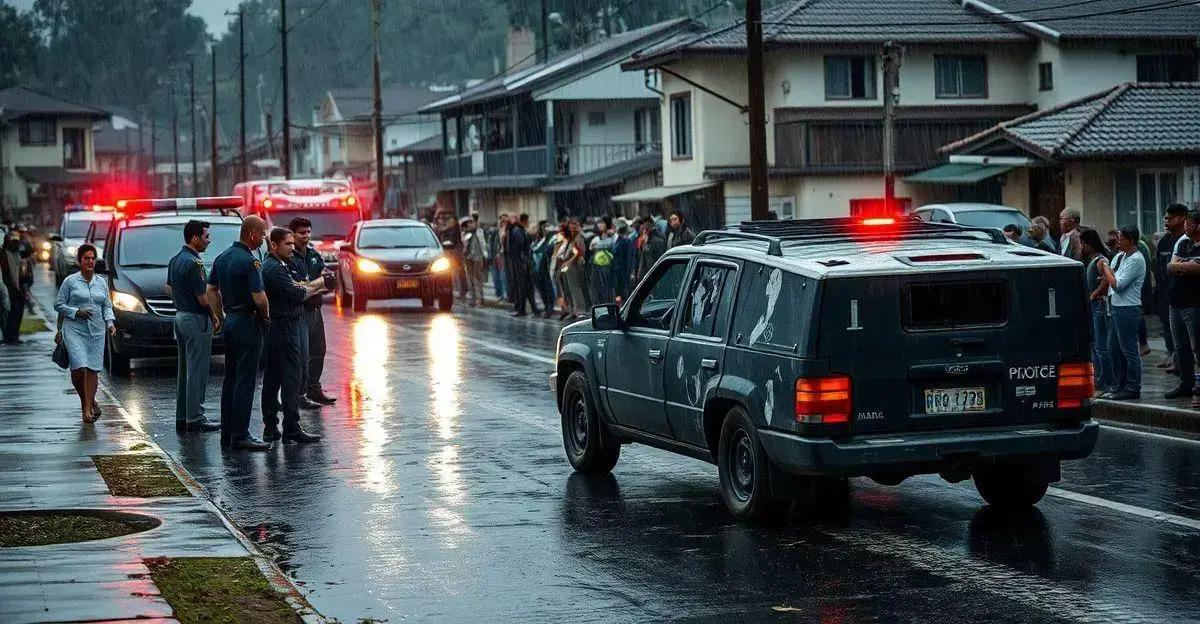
left=924, top=387, right=986, bottom=414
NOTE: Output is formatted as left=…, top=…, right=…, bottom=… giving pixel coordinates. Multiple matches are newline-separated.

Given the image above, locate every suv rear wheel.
left=105, top=337, right=130, bottom=377
left=973, top=463, right=1051, bottom=510
left=560, top=371, right=619, bottom=474
left=717, top=406, right=788, bottom=522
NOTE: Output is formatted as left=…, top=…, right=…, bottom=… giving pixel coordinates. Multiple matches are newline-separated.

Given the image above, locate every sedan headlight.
left=111, top=291, right=147, bottom=314
left=66, top=245, right=78, bottom=257
left=430, top=257, right=451, bottom=273
left=40, top=241, right=51, bottom=250
left=357, top=258, right=383, bottom=274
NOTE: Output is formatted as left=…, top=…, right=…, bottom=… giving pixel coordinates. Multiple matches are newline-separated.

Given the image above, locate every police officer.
left=166, top=219, right=221, bottom=433
left=287, top=216, right=336, bottom=407
left=206, top=215, right=272, bottom=451
left=260, top=227, right=326, bottom=443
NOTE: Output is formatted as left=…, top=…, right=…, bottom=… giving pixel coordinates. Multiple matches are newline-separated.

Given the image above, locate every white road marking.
left=1045, top=487, right=1200, bottom=531
left=1100, top=423, right=1200, bottom=446
left=464, top=338, right=556, bottom=365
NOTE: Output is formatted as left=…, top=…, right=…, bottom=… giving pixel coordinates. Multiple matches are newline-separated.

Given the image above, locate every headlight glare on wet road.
left=357, top=258, right=383, bottom=274
left=110, top=291, right=147, bottom=314
left=430, top=257, right=451, bottom=273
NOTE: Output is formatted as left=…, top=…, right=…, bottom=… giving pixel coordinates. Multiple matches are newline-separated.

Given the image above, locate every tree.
left=32, top=0, right=207, bottom=114
left=0, top=5, right=40, bottom=88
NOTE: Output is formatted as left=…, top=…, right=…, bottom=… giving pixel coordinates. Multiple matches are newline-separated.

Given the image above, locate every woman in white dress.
left=54, top=244, right=115, bottom=423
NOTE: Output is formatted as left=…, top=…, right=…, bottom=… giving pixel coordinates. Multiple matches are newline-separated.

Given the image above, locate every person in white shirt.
left=1058, top=208, right=1082, bottom=260
left=1097, top=225, right=1147, bottom=400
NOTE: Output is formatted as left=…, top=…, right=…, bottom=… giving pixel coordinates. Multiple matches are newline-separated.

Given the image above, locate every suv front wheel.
left=973, top=463, right=1052, bottom=510
left=718, top=406, right=789, bottom=522
left=560, top=371, right=620, bottom=474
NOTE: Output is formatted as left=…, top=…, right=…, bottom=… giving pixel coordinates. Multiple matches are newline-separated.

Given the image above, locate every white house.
left=0, top=86, right=109, bottom=224
left=621, top=0, right=1200, bottom=231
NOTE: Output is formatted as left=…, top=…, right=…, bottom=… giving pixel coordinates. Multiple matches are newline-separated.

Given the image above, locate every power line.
left=286, top=0, right=331, bottom=33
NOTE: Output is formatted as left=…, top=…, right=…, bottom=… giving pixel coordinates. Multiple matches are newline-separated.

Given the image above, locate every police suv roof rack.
left=693, top=230, right=783, bottom=256
left=116, top=196, right=244, bottom=217
left=737, top=216, right=1010, bottom=247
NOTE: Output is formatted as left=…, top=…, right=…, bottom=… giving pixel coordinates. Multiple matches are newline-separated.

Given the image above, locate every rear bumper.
left=759, top=420, right=1100, bottom=477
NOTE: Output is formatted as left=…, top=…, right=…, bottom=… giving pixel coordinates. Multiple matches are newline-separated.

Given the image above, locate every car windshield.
left=954, top=210, right=1031, bottom=231
left=118, top=222, right=240, bottom=267
left=63, top=218, right=111, bottom=239
left=302, top=211, right=359, bottom=240
left=358, top=226, right=438, bottom=249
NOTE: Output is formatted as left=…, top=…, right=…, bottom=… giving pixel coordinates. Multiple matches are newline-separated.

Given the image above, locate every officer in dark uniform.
left=166, top=219, right=221, bottom=433
left=287, top=216, right=337, bottom=406
left=260, top=227, right=326, bottom=443
left=206, top=215, right=272, bottom=451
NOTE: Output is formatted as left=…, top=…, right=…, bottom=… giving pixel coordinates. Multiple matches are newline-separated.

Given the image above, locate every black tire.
left=107, top=337, right=131, bottom=377
left=717, top=406, right=789, bottom=522
left=351, top=289, right=367, bottom=312
left=973, top=464, right=1051, bottom=511
left=421, top=296, right=435, bottom=309
left=437, top=293, right=454, bottom=312
left=560, top=371, right=620, bottom=474
left=55, top=273, right=63, bottom=288
left=337, top=275, right=354, bottom=310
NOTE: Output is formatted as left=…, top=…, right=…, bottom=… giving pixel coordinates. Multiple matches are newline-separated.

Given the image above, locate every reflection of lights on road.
left=427, top=315, right=462, bottom=441
left=351, top=315, right=394, bottom=494
left=427, top=444, right=471, bottom=546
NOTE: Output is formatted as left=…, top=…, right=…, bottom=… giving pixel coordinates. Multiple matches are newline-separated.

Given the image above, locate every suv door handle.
left=700, top=358, right=719, bottom=371
left=647, top=348, right=663, bottom=363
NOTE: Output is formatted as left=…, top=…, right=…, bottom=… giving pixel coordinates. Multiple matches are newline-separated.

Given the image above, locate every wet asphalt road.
left=96, top=297, right=1200, bottom=623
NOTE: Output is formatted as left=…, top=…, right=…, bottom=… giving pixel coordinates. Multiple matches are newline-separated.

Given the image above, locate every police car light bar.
left=116, top=196, right=244, bottom=215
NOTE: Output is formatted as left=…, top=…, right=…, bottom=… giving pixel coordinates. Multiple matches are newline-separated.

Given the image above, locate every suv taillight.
left=795, top=375, right=851, bottom=424
left=1057, top=362, right=1094, bottom=409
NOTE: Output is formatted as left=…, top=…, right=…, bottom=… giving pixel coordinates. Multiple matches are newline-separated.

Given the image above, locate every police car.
left=96, top=197, right=246, bottom=376
left=552, top=216, right=1098, bottom=522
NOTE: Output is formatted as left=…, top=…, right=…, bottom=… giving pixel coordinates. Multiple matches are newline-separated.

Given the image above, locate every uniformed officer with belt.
left=287, top=216, right=337, bottom=407
left=166, top=219, right=221, bottom=433
left=260, top=226, right=327, bottom=443
left=206, top=215, right=272, bottom=451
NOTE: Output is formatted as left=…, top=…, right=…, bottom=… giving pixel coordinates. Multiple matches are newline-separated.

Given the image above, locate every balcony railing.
left=555, top=142, right=660, bottom=177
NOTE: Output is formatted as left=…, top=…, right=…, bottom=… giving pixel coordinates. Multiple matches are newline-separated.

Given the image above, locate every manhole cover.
left=0, top=510, right=161, bottom=547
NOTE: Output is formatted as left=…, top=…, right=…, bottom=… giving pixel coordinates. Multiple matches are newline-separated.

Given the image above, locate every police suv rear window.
left=901, top=281, right=1008, bottom=331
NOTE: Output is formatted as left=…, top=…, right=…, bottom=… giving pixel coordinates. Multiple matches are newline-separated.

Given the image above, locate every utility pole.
left=190, top=59, right=198, bottom=196
left=372, top=0, right=385, bottom=217
left=172, top=83, right=180, bottom=197
left=137, top=110, right=144, bottom=191
left=746, top=0, right=769, bottom=221
left=150, top=111, right=157, bottom=196
left=211, top=47, right=219, bottom=195
left=881, top=41, right=902, bottom=213
left=280, top=0, right=291, bottom=179
left=540, top=0, right=549, bottom=62
left=226, top=7, right=247, bottom=183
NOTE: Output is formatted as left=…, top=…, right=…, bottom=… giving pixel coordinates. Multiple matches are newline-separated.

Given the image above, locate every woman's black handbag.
left=51, top=334, right=69, bottom=370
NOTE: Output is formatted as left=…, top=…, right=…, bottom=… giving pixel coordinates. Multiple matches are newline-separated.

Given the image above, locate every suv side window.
left=679, top=263, right=739, bottom=338
left=627, top=259, right=689, bottom=330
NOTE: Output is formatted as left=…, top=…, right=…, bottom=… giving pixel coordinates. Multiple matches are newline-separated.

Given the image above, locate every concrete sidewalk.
left=0, top=305, right=318, bottom=622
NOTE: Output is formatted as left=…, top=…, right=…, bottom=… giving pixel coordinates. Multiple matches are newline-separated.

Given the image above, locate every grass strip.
left=0, top=511, right=156, bottom=547
left=145, top=557, right=302, bottom=624
left=92, top=454, right=191, bottom=497
left=19, top=316, right=48, bottom=334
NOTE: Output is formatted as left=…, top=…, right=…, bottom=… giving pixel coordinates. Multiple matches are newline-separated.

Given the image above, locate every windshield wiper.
left=120, top=263, right=169, bottom=268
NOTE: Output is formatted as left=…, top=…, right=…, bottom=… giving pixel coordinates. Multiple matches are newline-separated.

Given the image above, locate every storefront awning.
left=15, top=167, right=104, bottom=186
left=904, top=163, right=1014, bottom=185
left=610, top=182, right=718, bottom=203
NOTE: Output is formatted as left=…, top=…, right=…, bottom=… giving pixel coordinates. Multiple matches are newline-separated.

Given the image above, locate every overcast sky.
left=3, top=0, right=240, bottom=37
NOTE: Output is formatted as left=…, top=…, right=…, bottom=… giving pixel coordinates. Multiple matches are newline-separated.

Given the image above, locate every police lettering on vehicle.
left=1009, top=365, right=1057, bottom=380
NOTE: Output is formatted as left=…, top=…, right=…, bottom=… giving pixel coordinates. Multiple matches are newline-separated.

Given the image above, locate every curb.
left=1095, top=399, right=1200, bottom=435
left=29, top=295, right=326, bottom=623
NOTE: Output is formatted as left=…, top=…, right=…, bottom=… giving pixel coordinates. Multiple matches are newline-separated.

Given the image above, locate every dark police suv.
left=552, top=217, right=1098, bottom=522
left=96, top=197, right=245, bottom=376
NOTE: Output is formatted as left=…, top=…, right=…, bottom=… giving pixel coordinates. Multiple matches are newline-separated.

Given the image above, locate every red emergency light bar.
left=116, top=196, right=244, bottom=214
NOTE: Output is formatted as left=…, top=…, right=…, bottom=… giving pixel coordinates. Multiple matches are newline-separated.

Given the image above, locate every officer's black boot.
left=263, top=427, right=281, bottom=442
left=310, top=389, right=337, bottom=405
left=283, top=428, right=321, bottom=444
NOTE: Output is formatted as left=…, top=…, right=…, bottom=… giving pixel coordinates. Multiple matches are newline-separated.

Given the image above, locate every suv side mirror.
left=49, top=234, right=63, bottom=242
left=335, top=241, right=351, bottom=252
left=94, top=259, right=110, bottom=274
left=591, top=303, right=621, bottom=331
left=441, top=240, right=454, bottom=249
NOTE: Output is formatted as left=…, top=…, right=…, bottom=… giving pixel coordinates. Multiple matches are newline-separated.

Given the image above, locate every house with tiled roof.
left=420, top=18, right=698, bottom=224
left=620, top=0, right=1200, bottom=229
left=0, top=86, right=109, bottom=222
left=939, top=83, right=1200, bottom=236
